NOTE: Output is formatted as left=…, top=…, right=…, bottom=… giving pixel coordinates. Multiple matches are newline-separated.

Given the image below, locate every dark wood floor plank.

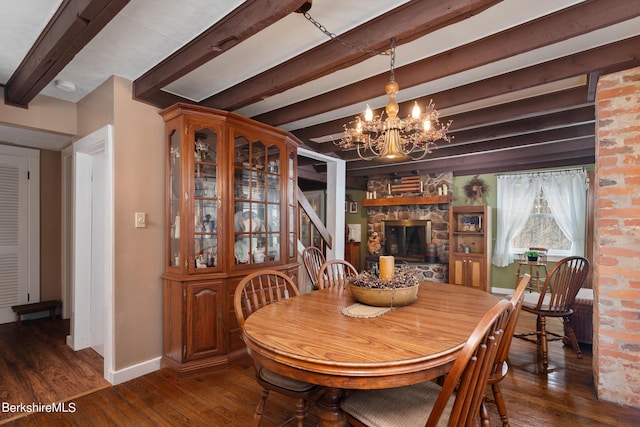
left=0, top=319, right=108, bottom=424
left=95, top=387, right=155, bottom=424
left=140, top=373, right=234, bottom=426
left=217, top=364, right=309, bottom=425
left=9, top=416, right=38, bottom=427
left=155, top=369, right=258, bottom=426
left=29, top=410, right=56, bottom=426
left=115, top=378, right=193, bottom=427
left=107, top=382, right=177, bottom=427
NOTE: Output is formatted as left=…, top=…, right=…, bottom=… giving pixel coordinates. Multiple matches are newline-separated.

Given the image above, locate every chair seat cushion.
left=341, top=381, right=454, bottom=427
left=258, top=366, right=317, bottom=392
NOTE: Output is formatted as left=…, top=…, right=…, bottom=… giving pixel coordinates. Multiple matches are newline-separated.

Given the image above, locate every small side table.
left=516, top=260, right=548, bottom=292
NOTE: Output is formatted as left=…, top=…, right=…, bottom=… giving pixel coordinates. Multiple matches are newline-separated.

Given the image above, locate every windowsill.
left=510, top=253, right=568, bottom=263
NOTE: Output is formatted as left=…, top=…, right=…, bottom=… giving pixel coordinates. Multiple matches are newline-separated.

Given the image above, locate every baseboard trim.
left=108, top=356, right=162, bottom=385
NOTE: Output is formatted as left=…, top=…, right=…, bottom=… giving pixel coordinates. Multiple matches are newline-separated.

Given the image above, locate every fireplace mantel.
left=362, top=195, right=452, bottom=207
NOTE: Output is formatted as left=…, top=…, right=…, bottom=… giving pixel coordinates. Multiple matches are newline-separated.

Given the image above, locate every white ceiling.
left=1, top=0, right=638, bottom=155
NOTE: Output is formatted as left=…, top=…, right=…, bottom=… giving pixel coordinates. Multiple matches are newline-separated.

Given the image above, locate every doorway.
left=67, top=125, right=114, bottom=383
left=297, top=147, right=345, bottom=261
left=0, top=145, right=39, bottom=324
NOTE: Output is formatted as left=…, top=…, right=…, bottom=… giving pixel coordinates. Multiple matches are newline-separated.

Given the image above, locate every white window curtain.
left=492, top=169, right=588, bottom=267
left=540, top=169, right=587, bottom=256
left=492, top=175, right=538, bottom=267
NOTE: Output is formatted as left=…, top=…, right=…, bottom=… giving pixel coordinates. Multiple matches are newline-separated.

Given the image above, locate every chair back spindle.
left=428, top=300, right=513, bottom=426
left=536, top=256, right=590, bottom=315
left=235, top=270, right=299, bottom=328
left=233, top=269, right=320, bottom=426
left=515, top=256, right=591, bottom=369
left=340, top=300, right=514, bottom=427
left=317, top=259, right=358, bottom=290
left=491, top=274, right=530, bottom=378
left=302, top=246, right=325, bottom=290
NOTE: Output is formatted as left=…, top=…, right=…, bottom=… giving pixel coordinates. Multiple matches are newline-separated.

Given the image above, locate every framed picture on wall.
left=349, top=201, right=358, bottom=214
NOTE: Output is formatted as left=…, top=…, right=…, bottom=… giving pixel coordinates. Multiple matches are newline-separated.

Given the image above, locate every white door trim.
left=61, top=145, right=72, bottom=320
left=69, top=125, right=114, bottom=384
left=297, top=147, right=345, bottom=260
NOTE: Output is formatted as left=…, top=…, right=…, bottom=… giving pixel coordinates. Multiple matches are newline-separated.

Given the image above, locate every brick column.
left=595, top=65, right=640, bottom=408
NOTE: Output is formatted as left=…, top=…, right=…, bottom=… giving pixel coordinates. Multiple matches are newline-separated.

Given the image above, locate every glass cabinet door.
left=232, top=132, right=281, bottom=266
left=191, top=128, right=220, bottom=271
left=288, top=151, right=297, bottom=260
left=168, top=127, right=182, bottom=269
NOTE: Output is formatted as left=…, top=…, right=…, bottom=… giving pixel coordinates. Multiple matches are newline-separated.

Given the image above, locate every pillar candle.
left=379, top=255, right=395, bottom=281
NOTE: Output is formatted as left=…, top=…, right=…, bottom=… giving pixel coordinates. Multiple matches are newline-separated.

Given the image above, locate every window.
left=492, top=168, right=587, bottom=267
left=511, top=188, right=571, bottom=257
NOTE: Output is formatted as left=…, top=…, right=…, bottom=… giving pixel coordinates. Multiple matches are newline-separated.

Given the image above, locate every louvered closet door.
left=0, top=154, right=28, bottom=323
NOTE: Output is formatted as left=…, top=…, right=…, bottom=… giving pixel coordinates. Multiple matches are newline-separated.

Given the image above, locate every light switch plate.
left=135, top=212, right=146, bottom=228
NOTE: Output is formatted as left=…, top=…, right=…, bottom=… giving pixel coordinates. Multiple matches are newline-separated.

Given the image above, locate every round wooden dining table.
left=242, top=281, right=499, bottom=426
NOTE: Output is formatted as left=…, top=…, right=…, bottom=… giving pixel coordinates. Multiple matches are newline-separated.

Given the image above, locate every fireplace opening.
left=382, top=220, right=432, bottom=262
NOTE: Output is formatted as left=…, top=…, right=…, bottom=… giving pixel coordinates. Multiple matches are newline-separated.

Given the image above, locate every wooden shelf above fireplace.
left=362, top=195, right=452, bottom=207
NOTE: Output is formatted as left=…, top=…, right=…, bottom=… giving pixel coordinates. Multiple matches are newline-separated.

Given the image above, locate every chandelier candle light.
left=339, top=39, right=452, bottom=162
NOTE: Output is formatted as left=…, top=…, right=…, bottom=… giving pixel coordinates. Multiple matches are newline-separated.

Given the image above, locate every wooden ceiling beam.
left=291, top=85, right=587, bottom=144
left=343, top=123, right=594, bottom=172
left=448, top=106, right=594, bottom=145
left=255, top=0, right=640, bottom=127
left=294, top=87, right=592, bottom=153
left=443, top=86, right=590, bottom=131
left=4, top=0, right=129, bottom=108
left=200, top=0, right=502, bottom=110
left=343, top=136, right=594, bottom=178
left=132, top=0, right=310, bottom=105
left=289, top=31, right=639, bottom=146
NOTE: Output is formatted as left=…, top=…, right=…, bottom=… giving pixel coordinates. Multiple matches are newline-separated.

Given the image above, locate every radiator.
left=569, top=288, right=594, bottom=345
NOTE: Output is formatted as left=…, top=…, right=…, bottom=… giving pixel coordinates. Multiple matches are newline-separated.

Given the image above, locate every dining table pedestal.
left=316, top=388, right=347, bottom=426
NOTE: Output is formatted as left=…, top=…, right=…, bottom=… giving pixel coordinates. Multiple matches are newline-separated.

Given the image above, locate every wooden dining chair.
left=481, top=273, right=530, bottom=427
left=514, top=256, right=590, bottom=370
left=317, top=259, right=358, bottom=290
left=341, top=299, right=514, bottom=427
left=302, top=246, right=325, bottom=290
left=234, top=270, right=322, bottom=427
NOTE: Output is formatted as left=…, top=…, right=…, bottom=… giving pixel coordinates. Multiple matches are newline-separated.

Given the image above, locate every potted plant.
left=526, top=250, right=539, bottom=262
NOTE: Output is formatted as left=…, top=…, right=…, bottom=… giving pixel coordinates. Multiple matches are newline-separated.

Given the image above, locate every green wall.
left=345, top=190, right=368, bottom=269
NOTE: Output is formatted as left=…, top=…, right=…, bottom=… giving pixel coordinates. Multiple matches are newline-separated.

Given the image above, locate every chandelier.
left=338, top=40, right=452, bottom=162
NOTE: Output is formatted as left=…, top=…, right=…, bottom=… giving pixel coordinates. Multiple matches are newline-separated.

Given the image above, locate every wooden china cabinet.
left=160, top=103, right=300, bottom=376
left=449, top=205, right=492, bottom=292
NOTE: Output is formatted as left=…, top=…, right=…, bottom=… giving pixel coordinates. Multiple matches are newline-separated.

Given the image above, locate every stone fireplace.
left=364, top=172, right=452, bottom=282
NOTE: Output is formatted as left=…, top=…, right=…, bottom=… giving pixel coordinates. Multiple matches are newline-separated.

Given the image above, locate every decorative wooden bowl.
left=350, top=283, right=419, bottom=307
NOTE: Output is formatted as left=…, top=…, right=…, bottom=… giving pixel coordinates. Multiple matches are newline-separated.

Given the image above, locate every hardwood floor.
left=0, top=318, right=109, bottom=425
left=2, top=311, right=640, bottom=426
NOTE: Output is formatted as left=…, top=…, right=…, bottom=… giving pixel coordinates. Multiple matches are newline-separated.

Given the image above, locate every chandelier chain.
left=302, top=12, right=390, bottom=57
left=389, top=38, right=396, bottom=82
